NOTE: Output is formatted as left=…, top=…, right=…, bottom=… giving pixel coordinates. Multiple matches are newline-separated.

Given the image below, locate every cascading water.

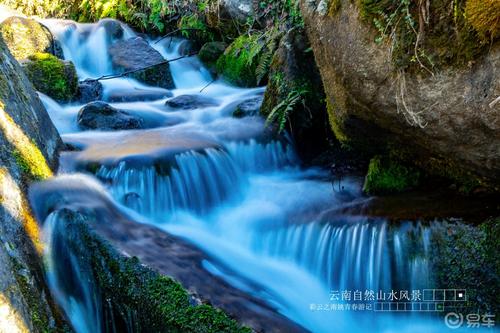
left=32, top=18, right=491, bottom=333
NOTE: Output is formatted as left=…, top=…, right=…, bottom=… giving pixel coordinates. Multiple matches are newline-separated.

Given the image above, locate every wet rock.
left=22, top=53, right=78, bottom=102
left=106, top=89, right=173, bottom=103
left=198, top=41, right=227, bottom=70
left=261, top=28, right=332, bottom=162
left=220, top=0, right=254, bottom=23
left=165, top=94, right=219, bottom=110
left=0, top=36, right=63, bottom=332
left=97, top=18, right=124, bottom=40
left=177, top=39, right=198, bottom=56
left=108, top=37, right=174, bottom=89
left=232, top=96, right=263, bottom=118
left=77, top=101, right=143, bottom=130
left=0, top=16, right=60, bottom=60
left=77, top=79, right=103, bottom=103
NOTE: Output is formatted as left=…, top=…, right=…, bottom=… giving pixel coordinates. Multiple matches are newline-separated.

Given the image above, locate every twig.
left=154, top=28, right=207, bottom=44
left=199, top=78, right=217, bottom=93
left=81, top=53, right=198, bottom=83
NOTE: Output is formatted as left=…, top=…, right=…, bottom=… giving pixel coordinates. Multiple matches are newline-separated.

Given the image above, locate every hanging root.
left=395, top=70, right=431, bottom=128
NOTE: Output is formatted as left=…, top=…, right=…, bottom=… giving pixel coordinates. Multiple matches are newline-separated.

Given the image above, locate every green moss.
left=23, top=53, right=77, bottom=102
left=430, top=218, right=500, bottom=317
left=11, top=140, right=52, bottom=182
left=65, top=211, right=251, bottom=333
left=326, top=100, right=350, bottom=145
left=198, top=42, right=227, bottom=68
left=465, top=0, right=500, bottom=40
left=363, top=155, right=420, bottom=194
left=10, top=257, right=52, bottom=332
left=216, top=34, right=264, bottom=87
left=328, top=0, right=342, bottom=16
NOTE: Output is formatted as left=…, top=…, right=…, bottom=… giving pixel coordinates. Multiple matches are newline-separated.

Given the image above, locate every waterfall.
left=44, top=210, right=103, bottom=333
left=251, top=219, right=434, bottom=292
left=30, top=16, right=467, bottom=333
left=96, top=148, right=242, bottom=218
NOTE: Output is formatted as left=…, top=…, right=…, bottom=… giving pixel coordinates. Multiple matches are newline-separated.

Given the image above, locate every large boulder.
left=77, top=101, right=144, bottom=131
left=108, top=37, right=174, bottom=89
left=0, top=16, right=59, bottom=61
left=300, top=0, right=500, bottom=190
left=22, top=52, right=78, bottom=102
left=0, top=36, right=64, bottom=332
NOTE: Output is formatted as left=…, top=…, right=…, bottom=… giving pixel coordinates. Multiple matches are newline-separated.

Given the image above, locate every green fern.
left=266, top=89, right=307, bottom=132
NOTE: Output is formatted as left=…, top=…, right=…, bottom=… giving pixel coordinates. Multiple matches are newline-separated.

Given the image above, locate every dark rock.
left=165, top=94, right=219, bottom=110
left=108, top=37, right=174, bottom=89
left=220, top=0, right=254, bottom=23
left=78, top=80, right=103, bottom=103
left=198, top=41, right=227, bottom=68
left=261, top=28, right=333, bottom=162
left=97, top=18, right=124, bottom=40
left=177, top=39, right=199, bottom=56
left=106, top=89, right=173, bottom=103
left=77, top=101, right=143, bottom=130
left=233, top=96, right=263, bottom=118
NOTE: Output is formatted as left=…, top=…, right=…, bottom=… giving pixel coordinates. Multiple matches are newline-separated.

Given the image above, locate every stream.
left=29, top=19, right=490, bottom=333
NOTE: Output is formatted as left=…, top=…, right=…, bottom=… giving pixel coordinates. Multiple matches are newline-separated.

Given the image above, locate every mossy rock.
left=22, top=53, right=78, bottom=102
left=199, top=41, right=227, bottom=69
left=0, top=16, right=56, bottom=61
left=363, top=155, right=420, bottom=195
left=216, top=34, right=262, bottom=87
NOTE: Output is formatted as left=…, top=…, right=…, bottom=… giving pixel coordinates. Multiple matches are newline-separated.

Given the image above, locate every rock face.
left=0, top=16, right=59, bottom=61
left=109, top=37, right=174, bottom=89
left=0, top=37, right=64, bottom=332
left=22, top=53, right=78, bottom=102
left=300, top=0, right=500, bottom=188
left=261, top=28, right=332, bottom=162
left=220, top=0, right=254, bottom=23
left=165, top=94, right=219, bottom=110
left=78, top=101, right=143, bottom=130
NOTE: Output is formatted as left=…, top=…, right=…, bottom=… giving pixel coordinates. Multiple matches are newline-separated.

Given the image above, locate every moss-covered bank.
left=53, top=208, right=250, bottom=333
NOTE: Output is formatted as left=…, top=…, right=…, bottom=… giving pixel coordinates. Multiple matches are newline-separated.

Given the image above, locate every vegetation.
left=363, top=155, right=420, bottom=194
left=358, top=0, right=495, bottom=72
left=216, top=29, right=280, bottom=87
left=65, top=210, right=251, bottom=333
left=431, top=218, right=500, bottom=317
left=22, top=53, right=78, bottom=102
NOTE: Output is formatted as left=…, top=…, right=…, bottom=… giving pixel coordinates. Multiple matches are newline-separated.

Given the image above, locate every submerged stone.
left=77, top=79, right=103, bottom=103
left=165, top=94, right=219, bottom=110
left=77, top=101, right=144, bottom=131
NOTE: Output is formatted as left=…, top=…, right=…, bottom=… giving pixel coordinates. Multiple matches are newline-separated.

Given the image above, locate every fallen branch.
left=81, top=53, right=198, bottom=83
